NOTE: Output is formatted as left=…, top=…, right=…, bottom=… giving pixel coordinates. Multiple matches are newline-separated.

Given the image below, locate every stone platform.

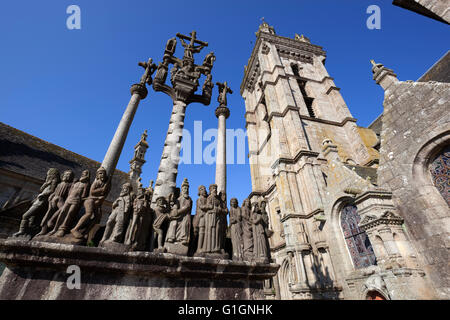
left=0, top=239, right=279, bottom=300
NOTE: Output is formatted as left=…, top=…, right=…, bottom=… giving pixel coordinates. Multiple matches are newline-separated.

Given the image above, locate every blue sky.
left=0, top=0, right=448, bottom=206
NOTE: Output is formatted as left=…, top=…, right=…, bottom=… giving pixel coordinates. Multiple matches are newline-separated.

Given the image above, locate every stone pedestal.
left=0, top=239, right=279, bottom=300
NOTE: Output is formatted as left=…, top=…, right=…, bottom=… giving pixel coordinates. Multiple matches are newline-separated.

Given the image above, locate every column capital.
left=130, top=83, right=148, bottom=99
left=215, top=105, right=230, bottom=119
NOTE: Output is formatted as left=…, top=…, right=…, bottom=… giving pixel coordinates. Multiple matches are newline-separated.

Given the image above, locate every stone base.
left=164, top=242, right=188, bottom=255
left=99, top=240, right=131, bottom=253
left=0, top=239, right=279, bottom=300
left=33, top=233, right=86, bottom=246
left=194, top=251, right=229, bottom=260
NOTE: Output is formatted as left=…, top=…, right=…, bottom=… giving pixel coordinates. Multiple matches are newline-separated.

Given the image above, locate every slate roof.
left=0, top=122, right=130, bottom=203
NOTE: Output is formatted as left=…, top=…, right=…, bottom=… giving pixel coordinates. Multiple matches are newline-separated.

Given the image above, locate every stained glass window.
left=430, top=145, right=450, bottom=207
left=341, top=204, right=377, bottom=269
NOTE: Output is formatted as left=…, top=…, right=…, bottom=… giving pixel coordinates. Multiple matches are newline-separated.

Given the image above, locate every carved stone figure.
left=37, top=170, right=74, bottom=236
left=100, top=183, right=133, bottom=246
left=193, top=185, right=208, bottom=254
left=124, top=186, right=152, bottom=251
left=252, top=202, right=270, bottom=263
left=203, top=52, right=216, bottom=67
left=13, top=168, right=60, bottom=238
left=241, top=198, right=254, bottom=261
left=152, top=196, right=169, bottom=252
left=195, top=184, right=226, bottom=258
left=229, top=198, right=243, bottom=261
left=216, top=191, right=228, bottom=255
left=216, top=81, right=233, bottom=106
left=165, top=179, right=192, bottom=255
left=70, top=167, right=111, bottom=243
left=51, top=170, right=91, bottom=237
left=177, top=31, right=208, bottom=61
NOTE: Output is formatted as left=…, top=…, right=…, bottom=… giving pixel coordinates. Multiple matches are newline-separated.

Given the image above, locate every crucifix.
left=216, top=81, right=233, bottom=107
left=138, top=58, right=157, bottom=85
left=176, top=31, right=208, bottom=60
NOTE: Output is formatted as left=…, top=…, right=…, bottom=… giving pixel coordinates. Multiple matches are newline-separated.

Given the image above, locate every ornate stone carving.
left=13, top=168, right=60, bottom=239
left=152, top=196, right=170, bottom=252
left=69, top=167, right=111, bottom=244
left=165, top=178, right=193, bottom=255
left=37, top=169, right=74, bottom=236
left=241, top=198, right=254, bottom=261
left=124, top=186, right=153, bottom=251
left=100, top=183, right=133, bottom=247
left=193, top=185, right=208, bottom=254
left=194, top=184, right=227, bottom=258
left=51, top=170, right=91, bottom=237
left=229, top=198, right=243, bottom=261
left=252, top=202, right=270, bottom=263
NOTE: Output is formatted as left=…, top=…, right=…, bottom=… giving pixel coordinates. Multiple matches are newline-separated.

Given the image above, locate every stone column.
left=101, top=84, right=148, bottom=177
left=152, top=100, right=187, bottom=202
left=215, top=106, right=230, bottom=193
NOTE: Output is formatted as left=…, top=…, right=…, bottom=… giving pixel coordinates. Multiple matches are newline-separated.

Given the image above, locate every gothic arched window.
left=429, top=145, right=450, bottom=207
left=340, top=204, right=377, bottom=269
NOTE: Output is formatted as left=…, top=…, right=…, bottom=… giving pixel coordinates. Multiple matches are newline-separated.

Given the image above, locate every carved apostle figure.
left=195, top=184, right=224, bottom=256
left=100, top=183, right=133, bottom=245
left=252, top=202, right=270, bottom=263
left=37, top=169, right=74, bottom=236
left=152, top=196, right=170, bottom=251
left=166, top=179, right=192, bottom=246
left=50, top=170, right=91, bottom=237
left=13, top=168, right=60, bottom=238
left=241, top=198, right=254, bottom=261
left=229, top=198, right=243, bottom=261
left=70, top=167, right=111, bottom=241
left=203, top=52, right=216, bottom=67
left=216, top=191, right=228, bottom=255
left=124, top=186, right=152, bottom=251
left=193, top=185, right=208, bottom=254
left=164, top=179, right=192, bottom=255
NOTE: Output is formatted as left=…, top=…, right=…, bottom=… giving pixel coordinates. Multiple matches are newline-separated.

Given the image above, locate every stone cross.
left=176, top=31, right=208, bottom=60
left=151, top=32, right=215, bottom=205
left=138, top=59, right=157, bottom=85
left=215, top=82, right=232, bottom=194
left=217, top=81, right=233, bottom=106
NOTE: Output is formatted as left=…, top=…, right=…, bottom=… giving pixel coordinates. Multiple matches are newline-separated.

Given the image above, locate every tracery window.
left=340, top=204, right=377, bottom=269
left=429, top=145, right=450, bottom=207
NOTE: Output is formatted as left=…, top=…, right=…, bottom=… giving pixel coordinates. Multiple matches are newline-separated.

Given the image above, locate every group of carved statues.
left=12, top=167, right=272, bottom=262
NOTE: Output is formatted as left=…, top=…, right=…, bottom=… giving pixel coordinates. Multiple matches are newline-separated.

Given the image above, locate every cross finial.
left=138, top=58, right=157, bottom=85
left=216, top=81, right=233, bottom=106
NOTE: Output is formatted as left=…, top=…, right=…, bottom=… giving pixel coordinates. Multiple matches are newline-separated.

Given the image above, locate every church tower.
left=240, top=22, right=381, bottom=299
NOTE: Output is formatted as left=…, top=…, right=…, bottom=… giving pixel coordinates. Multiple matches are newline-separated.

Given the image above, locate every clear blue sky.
left=0, top=0, right=448, bottom=206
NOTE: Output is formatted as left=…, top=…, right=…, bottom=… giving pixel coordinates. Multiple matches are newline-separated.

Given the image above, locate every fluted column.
left=101, top=84, right=148, bottom=177
left=215, top=106, right=230, bottom=194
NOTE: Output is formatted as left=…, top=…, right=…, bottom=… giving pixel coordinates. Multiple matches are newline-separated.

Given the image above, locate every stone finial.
left=295, top=34, right=310, bottom=43
left=370, top=59, right=399, bottom=91
left=257, top=20, right=276, bottom=36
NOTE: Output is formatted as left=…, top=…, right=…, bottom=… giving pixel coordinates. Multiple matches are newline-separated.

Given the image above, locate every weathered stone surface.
left=0, top=239, right=279, bottom=300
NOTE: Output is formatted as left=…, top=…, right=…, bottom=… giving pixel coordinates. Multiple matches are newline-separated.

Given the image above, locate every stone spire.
left=215, top=82, right=232, bottom=194
left=129, top=130, right=149, bottom=192
left=101, top=58, right=156, bottom=178
left=370, top=60, right=399, bottom=91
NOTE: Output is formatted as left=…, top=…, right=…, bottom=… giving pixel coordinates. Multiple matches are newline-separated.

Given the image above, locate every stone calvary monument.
left=0, top=31, right=278, bottom=300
